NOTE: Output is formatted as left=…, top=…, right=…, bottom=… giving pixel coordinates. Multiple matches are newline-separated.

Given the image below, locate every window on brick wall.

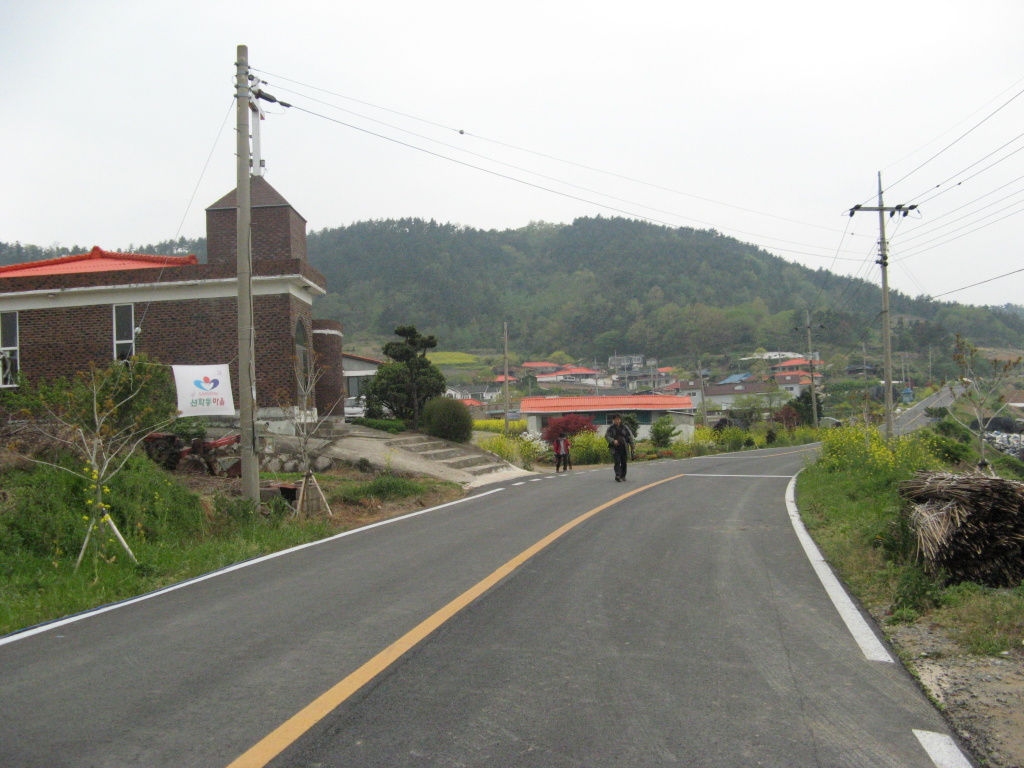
left=113, top=304, right=135, bottom=360
left=295, top=320, right=310, bottom=396
left=0, top=311, right=18, bottom=387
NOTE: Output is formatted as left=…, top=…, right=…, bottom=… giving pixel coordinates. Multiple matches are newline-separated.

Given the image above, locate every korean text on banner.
left=172, top=365, right=235, bottom=417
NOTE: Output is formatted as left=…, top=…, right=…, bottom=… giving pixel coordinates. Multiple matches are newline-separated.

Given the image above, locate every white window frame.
left=0, top=311, right=18, bottom=387
left=113, top=304, right=135, bottom=360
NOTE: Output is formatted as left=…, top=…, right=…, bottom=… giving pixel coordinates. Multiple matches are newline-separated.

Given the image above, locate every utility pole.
left=849, top=173, right=917, bottom=440
left=697, top=356, right=708, bottom=426
left=236, top=45, right=259, bottom=503
left=502, top=321, right=510, bottom=434
left=795, top=310, right=822, bottom=429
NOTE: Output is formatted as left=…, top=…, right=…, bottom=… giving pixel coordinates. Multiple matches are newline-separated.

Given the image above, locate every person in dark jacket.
left=604, top=413, right=634, bottom=482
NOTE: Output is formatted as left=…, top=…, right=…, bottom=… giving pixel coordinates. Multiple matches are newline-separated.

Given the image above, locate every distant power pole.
left=235, top=44, right=259, bottom=503
left=502, top=321, right=510, bottom=433
left=795, top=310, right=823, bottom=429
left=849, top=173, right=917, bottom=440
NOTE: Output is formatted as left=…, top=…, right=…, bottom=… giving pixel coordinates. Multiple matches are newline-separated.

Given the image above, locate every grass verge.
left=797, top=424, right=1024, bottom=655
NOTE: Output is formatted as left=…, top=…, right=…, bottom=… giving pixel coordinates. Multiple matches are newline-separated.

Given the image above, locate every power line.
left=253, top=67, right=850, bottom=237
left=927, top=266, right=1024, bottom=301
left=885, top=85, right=1024, bottom=191
left=283, top=99, right=868, bottom=262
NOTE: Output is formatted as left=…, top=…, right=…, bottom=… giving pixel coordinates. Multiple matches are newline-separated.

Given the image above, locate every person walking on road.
left=552, top=433, right=572, bottom=473
left=604, top=413, right=634, bottom=482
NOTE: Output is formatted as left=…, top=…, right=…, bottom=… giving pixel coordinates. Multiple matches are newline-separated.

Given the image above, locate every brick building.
left=0, top=177, right=345, bottom=423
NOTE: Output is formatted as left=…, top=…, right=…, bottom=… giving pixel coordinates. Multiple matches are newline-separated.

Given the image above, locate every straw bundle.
left=899, top=471, right=1024, bottom=587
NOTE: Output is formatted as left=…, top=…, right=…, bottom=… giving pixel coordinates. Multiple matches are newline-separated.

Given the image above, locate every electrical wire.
left=260, top=81, right=857, bottom=255
left=885, top=85, right=1024, bottom=192
left=927, top=266, right=1024, bottom=301
left=894, top=201, right=1024, bottom=261
left=904, top=131, right=1024, bottom=206
left=135, top=97, right=235, bottom=336
left=253, top=68, right=851, bottom=237
left=284, top=100, right=865, bottom=262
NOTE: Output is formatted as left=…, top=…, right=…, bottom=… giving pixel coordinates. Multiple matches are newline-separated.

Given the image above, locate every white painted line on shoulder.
left=512, top=482, right=526, bottom=486
left=785, top=475, right=894, bottom=663
left=913, top=729, right=973, bottom=768
left=684, top=473, right=793, bottom=479
left=529, top=478, right=542, bottom=482
left=0, top=487, right=507, bottom=647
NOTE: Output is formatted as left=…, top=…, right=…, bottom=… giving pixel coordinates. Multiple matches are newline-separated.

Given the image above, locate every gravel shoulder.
left=876, top=613, right=1024, bottom=767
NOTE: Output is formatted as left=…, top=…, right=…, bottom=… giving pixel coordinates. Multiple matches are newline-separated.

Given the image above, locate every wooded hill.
left=5, top=217, right=1023, bottom=366
left=304, top=217, right=1024, bottom=364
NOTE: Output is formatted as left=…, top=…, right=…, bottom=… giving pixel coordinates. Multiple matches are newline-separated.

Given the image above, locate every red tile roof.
left=0, top=246, right=198, bottom=277
left=538, top=366, right=600, bottom=377
left=494, top=374, right=518, bottom=382
left=520, top=394, right=694, bottom=413
left=459, top=398, right=485, bottom=407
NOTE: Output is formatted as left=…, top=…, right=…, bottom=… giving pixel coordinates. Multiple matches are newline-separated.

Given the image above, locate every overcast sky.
left=2, top=1, right=1022, bottom=308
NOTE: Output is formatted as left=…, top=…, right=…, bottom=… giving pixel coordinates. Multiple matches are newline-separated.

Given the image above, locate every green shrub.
left=650, top=415, right=680, bottom=448
left=332, top=473, right=426, bottom=504
left=473, top=418, right=527, bottom=435
left=477, top=434, right=542, bottom=469
left=422, top=397, right=473, bottom=443
left=715, top=425, right=746, bottom=452
left=933, top=418, right=972, bottom=443
left=569, top=430, right=611, bottom=465
left=926, top=434, right=972, bottom=465
left=350, top=417, right=407, bottom=433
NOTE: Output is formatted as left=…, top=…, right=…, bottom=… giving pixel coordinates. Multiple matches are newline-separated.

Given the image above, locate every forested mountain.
left=305, top=217, right=1024, bottom=363
left=5, top=218, right=1023, bottom=365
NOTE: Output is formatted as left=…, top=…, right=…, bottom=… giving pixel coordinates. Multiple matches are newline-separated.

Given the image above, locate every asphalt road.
left=0, top=446, right=972, bottom=767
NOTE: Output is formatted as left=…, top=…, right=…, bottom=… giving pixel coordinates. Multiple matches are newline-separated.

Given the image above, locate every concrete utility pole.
left=236, top=45, right=259, bottom=503
left=796, top=310, right=821, bottom=429
left=849, top=173, right=917, bottom=440
left=503, top=321, right=510, bottom=434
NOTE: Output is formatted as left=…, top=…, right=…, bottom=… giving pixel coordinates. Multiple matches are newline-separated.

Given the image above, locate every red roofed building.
left=771, top=357, right=824, bottom=373
left=0, top=177, right=345, bottom=422
left=536, top=366, right=601, bottom=383
left=519, top=394, right=694, bottom=440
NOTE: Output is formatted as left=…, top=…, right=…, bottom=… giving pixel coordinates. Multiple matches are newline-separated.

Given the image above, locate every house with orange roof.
left=519, top=394, right=695, bottom=440
left=536, top=366, right=601, bottom=384
left=771, top=357, right=824, bottom=373
left=0, top=177, right=345, bottom=423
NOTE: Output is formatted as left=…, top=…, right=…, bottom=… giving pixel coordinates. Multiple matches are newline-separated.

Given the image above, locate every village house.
left=519, top=394, right=695, bottom=441
left=341, top=353, right=383, bottom=400
left=0, top=177, right=345, bottom=426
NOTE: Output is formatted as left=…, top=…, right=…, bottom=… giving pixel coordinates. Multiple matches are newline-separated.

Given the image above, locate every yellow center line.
left=226, top=473, right=687, bottom=768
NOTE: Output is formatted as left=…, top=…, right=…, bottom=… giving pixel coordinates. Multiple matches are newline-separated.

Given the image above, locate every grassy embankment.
left=797, top=423, right=1024, bottom=655
left=0, top=455, right=460, bottom=637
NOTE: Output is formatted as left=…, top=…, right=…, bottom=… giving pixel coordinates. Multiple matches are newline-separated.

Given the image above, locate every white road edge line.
left=913, top=729, right=974, bottom=768
left=785, top=474, right=894, bottom=663
left=0, top=487, right=507, bottom=647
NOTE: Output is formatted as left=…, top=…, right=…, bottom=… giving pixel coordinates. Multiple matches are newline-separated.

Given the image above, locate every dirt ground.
left=180, top=470, right=1023, bottom=767
left=876, top=613, right=1024, bottom=767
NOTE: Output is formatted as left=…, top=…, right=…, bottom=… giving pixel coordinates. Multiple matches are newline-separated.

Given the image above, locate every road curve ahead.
left=0, top=446, right=971, bottom=767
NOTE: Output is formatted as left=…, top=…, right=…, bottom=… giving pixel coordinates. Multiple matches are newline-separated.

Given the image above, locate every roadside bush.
left=715, top=425, right=746, bottom=452
left=650, top=416, right=680, bottom=448
left=473, top=418, right=527, bottom=435
left=926, top=434, right=972, bottom=465
left=540, top=414, right=597, bottom=443
left=477, top=434, right=541, bottom=469
left=332, top=473, right=426, bottom=504
left=933, top=418, right=972, bottom=443
left=569, top=430, right=611, bottom=465
left=422, top=397, right=472, bottom=443
left=350, top=417, right=406, bottom=434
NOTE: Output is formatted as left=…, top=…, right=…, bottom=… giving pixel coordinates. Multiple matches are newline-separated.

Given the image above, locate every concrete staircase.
left=386, top=434, right=511, bottom=477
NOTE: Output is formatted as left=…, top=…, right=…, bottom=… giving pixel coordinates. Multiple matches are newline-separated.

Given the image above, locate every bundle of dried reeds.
left=899, top=471, right=1024, bottom=587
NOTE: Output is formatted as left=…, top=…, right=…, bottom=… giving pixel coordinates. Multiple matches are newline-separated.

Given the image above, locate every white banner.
left=172, top=365, right=236, bottom=417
